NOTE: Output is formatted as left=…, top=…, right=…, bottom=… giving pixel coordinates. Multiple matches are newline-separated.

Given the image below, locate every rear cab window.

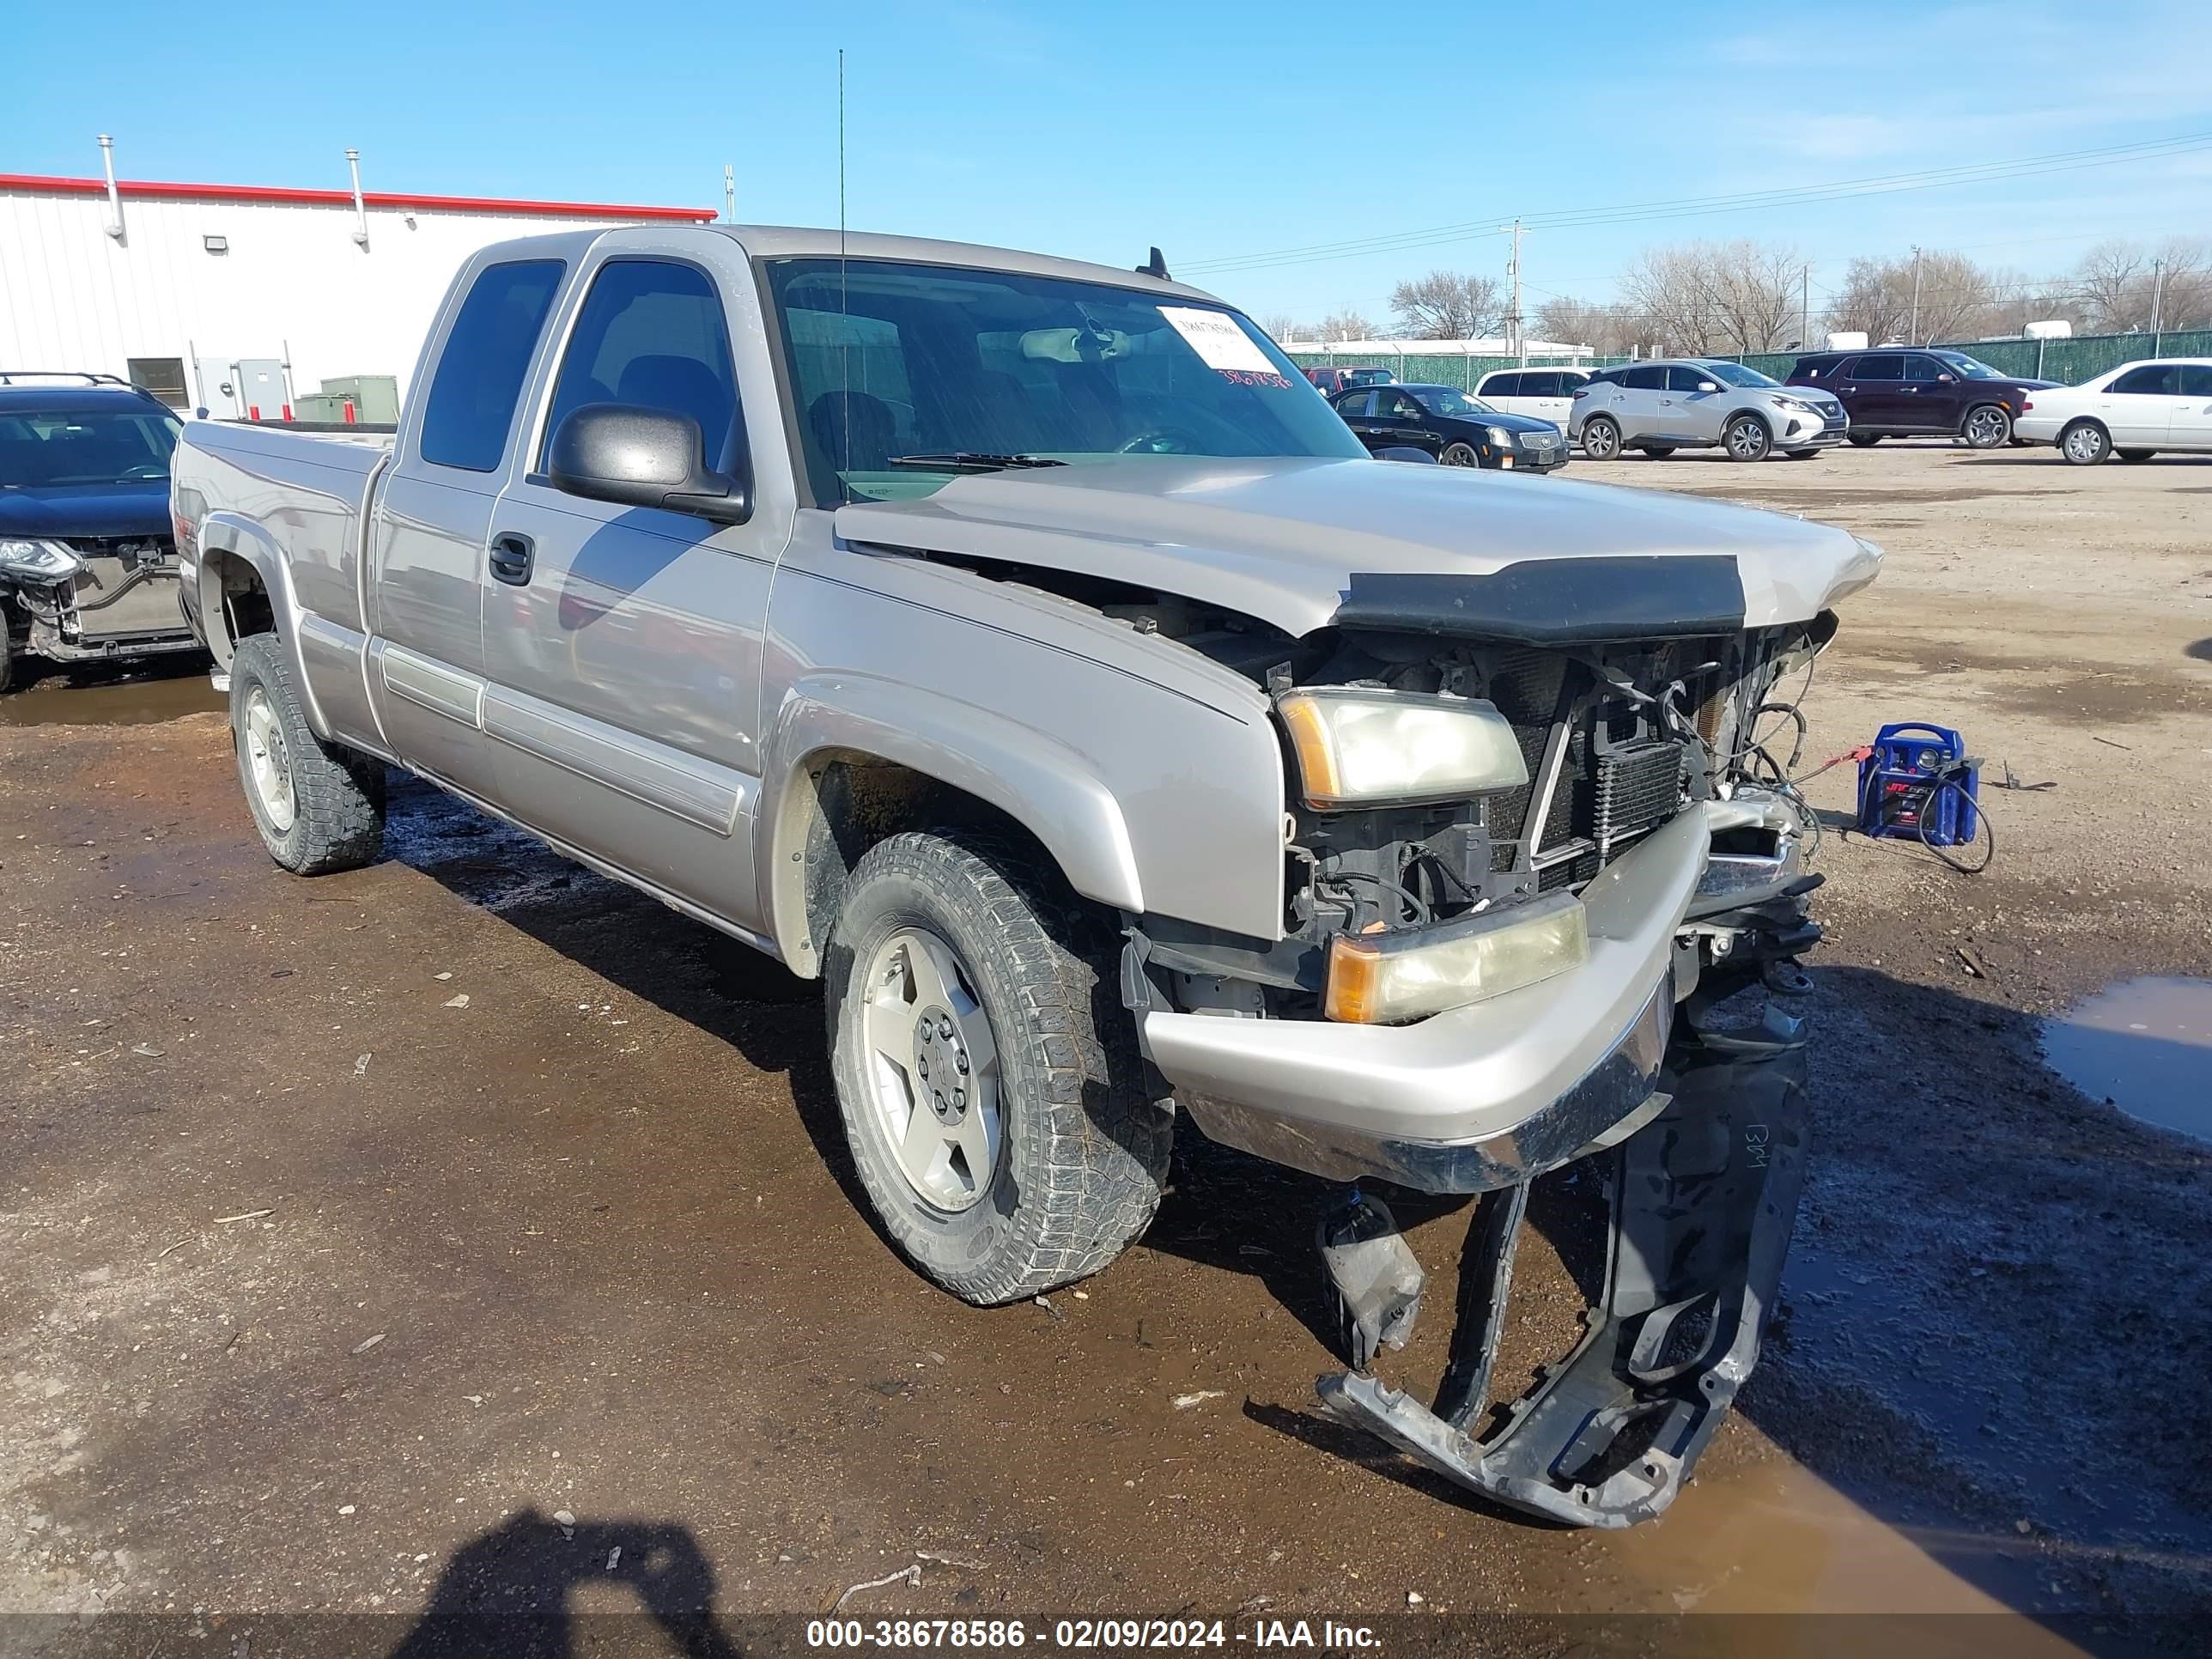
left=418, top=259, right=567, bottom=472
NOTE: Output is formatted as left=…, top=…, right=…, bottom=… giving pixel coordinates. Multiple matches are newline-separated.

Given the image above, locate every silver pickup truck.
left=172, top=224, right=1878, bottom=1527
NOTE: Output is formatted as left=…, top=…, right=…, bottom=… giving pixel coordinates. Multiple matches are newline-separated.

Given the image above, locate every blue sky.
left=8, top=0, right=2209, bottom=327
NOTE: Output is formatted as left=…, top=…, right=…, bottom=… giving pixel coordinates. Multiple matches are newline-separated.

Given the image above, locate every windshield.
left=1408, top=386, right=1494, bottom=418
left=0, top=407, right=183, bottom=487
left=1937, top=354, right=2007, bottom=380
left=762, top=258, right=1366, bottom=503
left=1701, top=362, right=1779, bottom=389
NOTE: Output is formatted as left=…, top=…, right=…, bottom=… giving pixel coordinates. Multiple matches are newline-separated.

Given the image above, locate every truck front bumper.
left=1145, top=802, right=1735, bottom=1194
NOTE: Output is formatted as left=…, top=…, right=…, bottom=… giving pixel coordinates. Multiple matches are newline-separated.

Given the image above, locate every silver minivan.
left=1569, top=359, right=1847, bottom=462
left=1472, top=366, right=1589, bottom=432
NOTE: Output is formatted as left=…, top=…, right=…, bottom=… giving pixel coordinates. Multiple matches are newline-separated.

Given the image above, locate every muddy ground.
left=3, top=441, right=2209, bottom=1654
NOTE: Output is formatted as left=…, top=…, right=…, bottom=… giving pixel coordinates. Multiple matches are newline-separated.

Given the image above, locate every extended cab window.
left=762, top=257, right=1364, bottom=504
left=541, top=260, right=739, bottom=471
left=418, top=259, right=565, bottom=473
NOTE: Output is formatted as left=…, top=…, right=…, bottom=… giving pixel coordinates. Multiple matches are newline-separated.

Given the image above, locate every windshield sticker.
left=1158, top=307, right=1288, bottom=386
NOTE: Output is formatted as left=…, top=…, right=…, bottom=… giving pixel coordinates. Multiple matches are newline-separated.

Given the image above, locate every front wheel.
left=1846, top=432, right=1881, bottom=447
left=826, top=830, right=1170, bottom=1306
left=1962, top=404, right=2012, bottom=449
left=1579, top=416, right=1621, bottom=460
left=1782, top=448, right=1821, bottom=459
left=2059, top=420, right=2111, bottom=465
left=229, top=634, right=385, bottom=873
left=1441, top=441, right=1480, bottom=467
left=2117, top=448, right=2156, bottom=463
left=1724, top=414, right=1772, bottom=462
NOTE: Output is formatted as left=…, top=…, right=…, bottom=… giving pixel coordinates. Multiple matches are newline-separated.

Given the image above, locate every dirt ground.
left=3, top=441, right=2209, bottom=1655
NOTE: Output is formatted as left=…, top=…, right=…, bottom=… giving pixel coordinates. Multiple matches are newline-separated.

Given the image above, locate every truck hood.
left=835, top=456, right=1880, bottom=641
left=0, top=479, right=173, bottom=541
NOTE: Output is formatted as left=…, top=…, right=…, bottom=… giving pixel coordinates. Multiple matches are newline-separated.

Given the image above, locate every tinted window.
left=1383, top=392, right=1426, bottom=419
left=542, top=260, right=739, bottom=472
left=2179, top=366, right=2212, bottom=397
left=1334, top=391, right=1374, bottom=417
left=1517, top=372, right=1556, bottom=397
left=1792, top=357, right=1832, bottom=379
left=1901, top=355, right=1948, bottom=382
left=1622, top=365, right=1667, bottom=391
left=1850, top=355, right=1905, bottom=380
left=1666, top=365, right=1713, bottom=392
left=2109, top=364, right=2180, bottom=395
left=418, top=260, right=564, bottom=472
left=1482, top=373, right=1524, bottom=398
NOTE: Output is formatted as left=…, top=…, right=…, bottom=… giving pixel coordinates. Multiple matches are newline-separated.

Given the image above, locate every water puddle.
left=2039, top=977, right=2212, bottom=1144
left=0, top=670, right=223, bottom=727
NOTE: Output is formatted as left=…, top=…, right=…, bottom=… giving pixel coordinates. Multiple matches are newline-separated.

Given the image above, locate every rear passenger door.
left=479, top=236, right=792, bottom=933
left=2170, top=364, right=2212, bottom=449
left=367, top=254, right=568, bottom=794
left=1477, top=372, right=1523, bottom=418
left=1612, top=365, right=1667, bottom=440
left=1838, top=354, right=1905, bottom=431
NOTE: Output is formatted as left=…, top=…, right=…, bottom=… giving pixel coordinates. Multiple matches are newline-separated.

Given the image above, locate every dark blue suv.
left=0, top=373, right=198, bottom=691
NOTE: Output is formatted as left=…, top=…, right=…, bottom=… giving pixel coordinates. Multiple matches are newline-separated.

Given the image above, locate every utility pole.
left=1908, top=246, right=1923, bottom=347
left=723, top=164, right=736, bottom=223
left=1801, top=264, right=1810, bottom=349
left=2150, top=258, right=2166, bottom=354
left=1499, top=218, right=1524, bottom=364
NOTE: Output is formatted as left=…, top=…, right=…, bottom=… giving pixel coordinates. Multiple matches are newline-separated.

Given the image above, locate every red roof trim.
left=0, top=173, right=717, bottom=222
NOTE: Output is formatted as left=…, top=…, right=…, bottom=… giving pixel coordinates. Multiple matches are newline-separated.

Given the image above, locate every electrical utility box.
left=317, top=374, right=400, bottom=423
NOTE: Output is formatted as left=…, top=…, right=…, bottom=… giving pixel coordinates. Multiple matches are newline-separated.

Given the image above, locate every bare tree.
left=1829, top=251, right=1999, bottom=346
left=1318, top=308, right=1382, bottom=344
left=1534, top=295, right=1643, bottom=356
left=2075, top=238, right=2211, bottom=332
left=1388, top=270, right=1505, bottom=339
left=1256, top=312, right=1303, bottom=343
left=1616, top=241, right=1800, bottom=355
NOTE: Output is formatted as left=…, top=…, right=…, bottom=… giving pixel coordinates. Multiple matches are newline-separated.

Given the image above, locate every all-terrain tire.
left=825, top=829, right=1171, bottom=1306
left=0, top=627, right=14, bottom=695
left=229, top=633, right=386, bottom=873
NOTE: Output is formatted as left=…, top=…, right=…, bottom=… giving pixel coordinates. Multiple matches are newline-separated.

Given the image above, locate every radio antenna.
left=837, top=47, right=850, bottom=473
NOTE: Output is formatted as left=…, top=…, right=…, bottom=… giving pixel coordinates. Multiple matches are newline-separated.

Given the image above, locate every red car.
left=1303, top=365, right=1394, bottom=397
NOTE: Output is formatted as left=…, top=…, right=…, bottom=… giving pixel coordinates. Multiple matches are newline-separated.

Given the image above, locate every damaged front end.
left=0, top=535, right=199, bottom=672
left=1116, top=594, right=1832, bottom=1527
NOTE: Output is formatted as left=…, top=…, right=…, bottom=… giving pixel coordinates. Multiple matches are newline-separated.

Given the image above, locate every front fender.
left=759, top=672, right=1145, bottom=975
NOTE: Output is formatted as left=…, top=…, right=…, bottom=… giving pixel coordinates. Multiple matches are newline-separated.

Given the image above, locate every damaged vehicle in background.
left=0, top=374, right=201, bottom=692
left=170, top=225, right=1880, bottom=1528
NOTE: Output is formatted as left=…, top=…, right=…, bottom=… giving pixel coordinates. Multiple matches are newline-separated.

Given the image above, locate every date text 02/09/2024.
left=805, top=1618, right=1384, bottom=1649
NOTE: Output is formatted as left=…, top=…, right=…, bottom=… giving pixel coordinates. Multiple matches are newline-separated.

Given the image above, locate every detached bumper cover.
left=1318, top=1012, right=1810, bottom=1527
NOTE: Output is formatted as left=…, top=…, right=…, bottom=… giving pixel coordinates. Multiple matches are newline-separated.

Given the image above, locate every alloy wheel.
left=242, top=686, right=296, bottom=834
left=860, top=927, right=1003, bottom=1212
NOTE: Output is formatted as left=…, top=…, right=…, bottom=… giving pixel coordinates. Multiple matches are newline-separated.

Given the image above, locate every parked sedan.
left=1785, top=348, right=2055, bottom=448
left=1331, top=384, right=1568, bottom=471
left=1570, top=360, right=1845, bottom=462
left=2012, top=358, right=2212, bottom=464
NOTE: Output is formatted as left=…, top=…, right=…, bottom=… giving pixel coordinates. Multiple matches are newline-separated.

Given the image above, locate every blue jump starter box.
left=1856, top=723, right=1980, bottom=848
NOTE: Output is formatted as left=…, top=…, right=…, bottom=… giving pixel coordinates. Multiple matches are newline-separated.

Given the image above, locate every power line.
left=1182, top=132, right=2212, bottom=276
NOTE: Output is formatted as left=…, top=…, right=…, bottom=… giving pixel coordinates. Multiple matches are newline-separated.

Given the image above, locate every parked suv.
left=0, top=372, right=199, bottom=691
left=1570, top=360, right=1846, bottom=462
left=1785, top=349, right=2054, bottom=448
left=1472, top=367, right=1592, bottom=432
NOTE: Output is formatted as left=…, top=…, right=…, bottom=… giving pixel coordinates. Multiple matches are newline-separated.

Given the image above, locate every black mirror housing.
left=547, top=404, right=751, bottom=526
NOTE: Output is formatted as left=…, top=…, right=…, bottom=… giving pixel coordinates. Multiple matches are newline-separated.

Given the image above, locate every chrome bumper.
left=1145, top=799, right=1796, bottom=1193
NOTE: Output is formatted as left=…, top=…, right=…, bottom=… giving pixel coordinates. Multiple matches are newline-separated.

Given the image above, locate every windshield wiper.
left=884, top=452, right=1068, bottom=472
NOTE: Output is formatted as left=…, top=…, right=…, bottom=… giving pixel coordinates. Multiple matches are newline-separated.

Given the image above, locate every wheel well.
left=1728, top=407, right=1774, bottom=433
left=785, top=753, right=1066, bottom=980
left=1961, top=399, right=2006, bottom=425
left=2061, top=415, right=2108, bottom=436
left=204, top=549, right=276, bottom=665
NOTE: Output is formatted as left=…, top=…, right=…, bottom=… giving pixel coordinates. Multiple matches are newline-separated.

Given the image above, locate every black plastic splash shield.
left=1336, top=556, right=1747, bottom=645
left=1316, top=1014, right=1808, bottom=1527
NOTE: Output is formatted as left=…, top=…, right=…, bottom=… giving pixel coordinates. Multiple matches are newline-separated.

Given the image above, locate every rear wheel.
left=1724, top=414, right=1772, bottom=462
left=1636, top=445, right=1675, bottom=459
left=826, top=829, right=1170, bottom=1306
left=1579, top=416, right=1621, bottom=459
left=1961, top=404, right=2012, bottom=449
left=2059, top=420, right=2111, bottom=465
left=1846, top=432, right=1881, bottom=447
left=2117, top=448, right=2156, bottom=463
left=1783, top=448, right=1821, bottom=459
left=1441, top=441, right=1480, bottom=467
left=229, top=634, right=385, bottom=873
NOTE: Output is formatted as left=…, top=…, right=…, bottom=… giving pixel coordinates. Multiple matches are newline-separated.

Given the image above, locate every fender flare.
left=196, top=512, right=331, bottom=736
left=758, top=672, right=1145, bottom=975
left=1725, top=406, right=1778, bottom=439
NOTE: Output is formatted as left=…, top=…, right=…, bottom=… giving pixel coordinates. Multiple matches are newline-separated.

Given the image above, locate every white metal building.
left=0, top=154, right=717, bottom=416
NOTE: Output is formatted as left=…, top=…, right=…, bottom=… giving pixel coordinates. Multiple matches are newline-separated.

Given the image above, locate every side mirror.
left=547, top=404, right=751, bottom=526
left=1697, top=380, right=1720, bottom=394
left=1937, top=373, right=1955, bottom=383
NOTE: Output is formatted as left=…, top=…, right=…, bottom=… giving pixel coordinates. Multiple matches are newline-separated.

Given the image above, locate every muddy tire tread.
left=231, top=633, right=385, bottom=875
left=830, top=829, right=1170, bottom=1305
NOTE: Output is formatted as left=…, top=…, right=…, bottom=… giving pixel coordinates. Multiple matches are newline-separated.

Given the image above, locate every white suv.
left=2013, top=359, right=2212, bottom=464
left=1472, top=367, right=1591, bottom=433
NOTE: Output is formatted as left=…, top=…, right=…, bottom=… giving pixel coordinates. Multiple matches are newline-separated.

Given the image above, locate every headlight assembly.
left=1325, top=890, right=1589, bottom=1023
left=1277, top=687, right=1529, bottom=810
left=1487, top=426, right=1515, bottom=447
left=0, top=538, right=85, bottom=582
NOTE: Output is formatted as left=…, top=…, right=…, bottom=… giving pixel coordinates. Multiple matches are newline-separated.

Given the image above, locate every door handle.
left=489, top=532, right=534, bottom=586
